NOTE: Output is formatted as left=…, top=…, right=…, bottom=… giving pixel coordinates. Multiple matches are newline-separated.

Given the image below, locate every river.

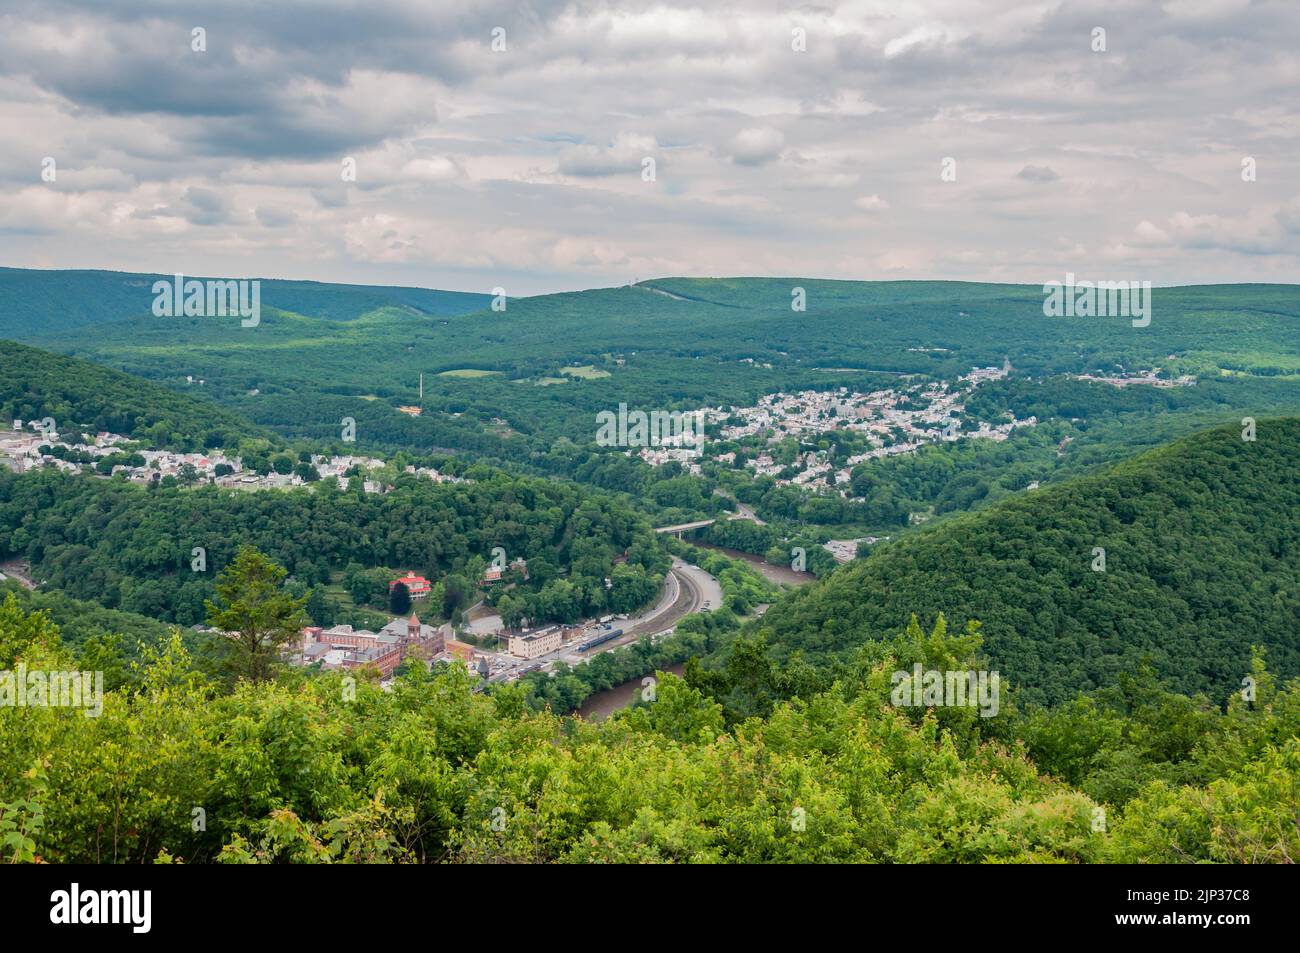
left=691, top=542, right=815, bottom=587
left=576, top=662, right=686, bottom=720
left=576, top=546, right=813, bottom=718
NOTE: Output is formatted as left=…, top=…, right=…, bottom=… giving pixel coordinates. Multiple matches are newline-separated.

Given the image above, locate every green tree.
left=205, top=548, right=308, bottom=682
left=390, top=581, right=411, bottom=616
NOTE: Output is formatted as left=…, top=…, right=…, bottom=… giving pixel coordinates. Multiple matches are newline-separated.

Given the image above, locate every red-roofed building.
left=390, top=571, right=431, bottom=600
left=483, top=557, right=528, bottom=585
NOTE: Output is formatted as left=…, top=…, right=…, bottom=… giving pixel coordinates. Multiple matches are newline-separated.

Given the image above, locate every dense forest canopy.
left=0, top=340, right=275, bottom=452
left=748, top=417, right=1300, bottom=706
left=3, top=277, right=1299, bottom=866
left=2, top=596, right=1295, bottom=864
left=0, top=465, right=666, bottom=628
left=3, top=270, right=1295, bottom=468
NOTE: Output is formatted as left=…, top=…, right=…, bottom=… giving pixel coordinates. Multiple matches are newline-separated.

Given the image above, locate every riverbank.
left=576, top=662, right=686, bottom=720
left=691, top=542, right=815, bottom=587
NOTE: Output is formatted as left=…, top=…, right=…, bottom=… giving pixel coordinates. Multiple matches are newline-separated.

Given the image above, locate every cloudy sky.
left=1, top=0, right=1297, bottom=295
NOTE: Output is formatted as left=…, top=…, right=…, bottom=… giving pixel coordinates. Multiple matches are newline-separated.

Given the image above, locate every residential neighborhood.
left=635, top=362, right=1037, bottom=494
left=0, top=420, right=464, bottom=493
left=1069, top=369, right=1198, bottom=388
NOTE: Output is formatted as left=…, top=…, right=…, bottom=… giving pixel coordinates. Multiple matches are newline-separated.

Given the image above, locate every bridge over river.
left=654, top=519, right=716, bottom=537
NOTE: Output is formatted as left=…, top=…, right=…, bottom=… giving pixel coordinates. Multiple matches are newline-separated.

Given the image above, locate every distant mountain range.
left=0, top=340, right=274, bottom=451
left=0, top=266, right=491, bottom=337
left=3, top=268, right=1298, bottom=467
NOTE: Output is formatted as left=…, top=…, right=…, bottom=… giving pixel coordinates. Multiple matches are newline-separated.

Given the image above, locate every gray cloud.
left=255, top=205, right=299, bottom=227
left=0, top=0, right=1297, bottom=292
left=557, top=133, right=658, bottom=177
left=1016, top=164, right=1059, bottom=183
left=728, top=127, right=785, bottom=166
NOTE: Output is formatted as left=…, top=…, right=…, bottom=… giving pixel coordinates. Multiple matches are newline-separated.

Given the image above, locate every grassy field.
left=561, top=364, right=612, bottom=379
left=438, top=368, right=504, bottom=379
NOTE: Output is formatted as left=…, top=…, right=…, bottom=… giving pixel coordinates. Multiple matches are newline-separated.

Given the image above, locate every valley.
left=2, top=271, right=1298, bottom=867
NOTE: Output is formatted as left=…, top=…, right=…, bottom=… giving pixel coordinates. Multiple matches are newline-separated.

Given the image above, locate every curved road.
left=626, top=559, right=721, bottom=636
left=550, top=558, right=722, bottom=665
left=572, top=560, right=723, bottom=717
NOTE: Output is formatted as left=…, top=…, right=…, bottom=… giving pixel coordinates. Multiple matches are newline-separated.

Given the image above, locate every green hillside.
left=0, top=267, right=491, bottom=336
left=0, top=462, right=668, bottom=629
left=752, top=417, right=1300, bottom=705
left=4, top=270, right=1298, bottom=556
left=4, top=591, right=1297, bottom=863
left=0, top=273, right=1292, bottom=510
left=1, top=281, right=1298, bottom=865
left=0, top=340, right=275, bottom=451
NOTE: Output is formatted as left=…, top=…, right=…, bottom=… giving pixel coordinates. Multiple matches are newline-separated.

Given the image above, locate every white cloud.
left=727, top=127, right=785, bottom=166
left=401, top=156, right=464, bottom=182
left=1133, top=220, right=1171, bottom=245
left=558, top=133, right=657, bottom=177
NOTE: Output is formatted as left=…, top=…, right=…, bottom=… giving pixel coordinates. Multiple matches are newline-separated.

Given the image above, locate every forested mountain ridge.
left=6, top=271, right=1296, bottom=466
left=4, top=273, right=1294, bottom=561
left=0, top=281, right=1298, bottom=864
left=751, top=416, right=1300, bottom=706
left=0, top=340, right=275, bottom=451
left=0, top=266, right=491, bottom=336
left=0, top=463, right=667, bottom=629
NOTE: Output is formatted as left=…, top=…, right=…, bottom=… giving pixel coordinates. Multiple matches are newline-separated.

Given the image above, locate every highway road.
left=480, top=557, right=724, bottom=683
left=615, top=558, right=720, bottom=639
left=522, top=558, right=722, bottom=672
left=570, top=560, right=724, bottom=718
